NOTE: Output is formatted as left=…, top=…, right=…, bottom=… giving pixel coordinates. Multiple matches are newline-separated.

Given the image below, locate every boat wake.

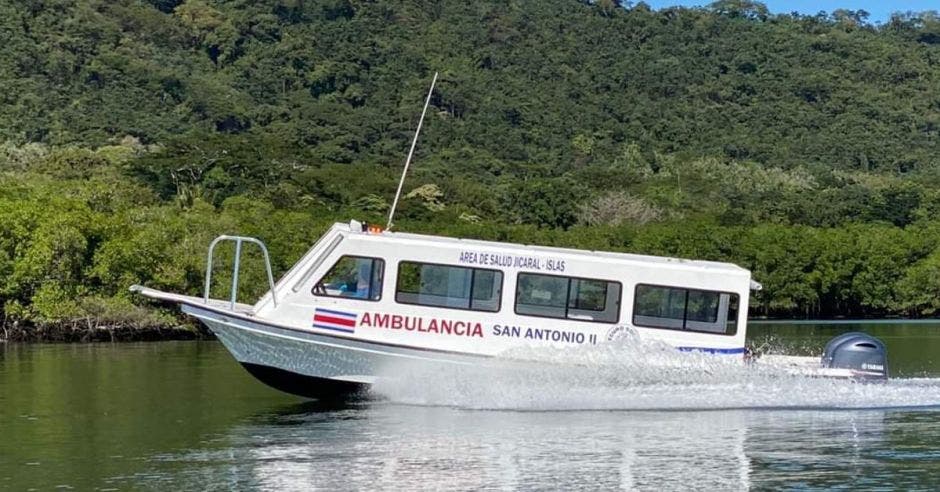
left=370, top=337, right=940, bottom=411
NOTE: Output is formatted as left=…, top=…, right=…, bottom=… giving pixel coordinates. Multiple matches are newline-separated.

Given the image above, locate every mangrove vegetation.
left=4, top=0, right=940, bottom=338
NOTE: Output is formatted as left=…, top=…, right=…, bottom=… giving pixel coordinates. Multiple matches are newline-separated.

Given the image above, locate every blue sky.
left=642, top=1, right=938, bottom=24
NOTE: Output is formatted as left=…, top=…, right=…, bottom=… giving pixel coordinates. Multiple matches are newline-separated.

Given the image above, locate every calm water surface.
left=3, top=322, right=940, bottom=490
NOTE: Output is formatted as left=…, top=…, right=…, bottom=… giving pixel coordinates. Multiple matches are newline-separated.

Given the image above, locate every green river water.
left=3, top=322, right=940, bottom=490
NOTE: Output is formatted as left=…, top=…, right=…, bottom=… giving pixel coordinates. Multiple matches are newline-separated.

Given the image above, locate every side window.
left=396, top=262, right=502, bottom=312
left=686, top=290, right=719, bottom=323
left=516, top=273, right=568, bottom=318
left=633, top=284, right=739, bottom=335
left=633, top=285, right=685, bottom=329
left=569, top=278, right=609, bottom=312
left=515, top=273, right=621, bottom=323
left=313, top=256, right=384, bottom=301
left=470, top=269, right=502, bottom=311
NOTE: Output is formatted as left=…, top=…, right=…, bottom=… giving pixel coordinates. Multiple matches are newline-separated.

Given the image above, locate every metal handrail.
left=204, top=235, right=277, bottom=310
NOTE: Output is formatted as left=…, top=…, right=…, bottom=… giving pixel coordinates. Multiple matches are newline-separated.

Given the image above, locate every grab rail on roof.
left=204, top=235, right=277, bottom=310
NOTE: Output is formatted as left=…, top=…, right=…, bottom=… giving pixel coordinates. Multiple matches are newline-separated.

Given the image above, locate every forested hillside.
left=3, top=0, right=940, bottom=338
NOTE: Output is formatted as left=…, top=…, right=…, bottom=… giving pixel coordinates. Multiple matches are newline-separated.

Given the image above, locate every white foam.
left=371, top=337, right=940, bottom=411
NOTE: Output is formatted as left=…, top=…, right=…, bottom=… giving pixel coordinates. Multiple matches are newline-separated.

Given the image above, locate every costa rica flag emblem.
left=312, top=308, right=358, bottom=333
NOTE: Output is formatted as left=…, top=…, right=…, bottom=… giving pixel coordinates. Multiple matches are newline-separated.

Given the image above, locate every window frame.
left=631, top=283, right=740, bottom=336
left=394, top=260, right=504, bottom=313
left=514, top=271, right=622, bottom=324
left=311, top=255, right=385, bottom=302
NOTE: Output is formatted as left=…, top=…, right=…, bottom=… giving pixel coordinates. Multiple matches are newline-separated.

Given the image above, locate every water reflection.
left=129, top=402, right=940, bottom=491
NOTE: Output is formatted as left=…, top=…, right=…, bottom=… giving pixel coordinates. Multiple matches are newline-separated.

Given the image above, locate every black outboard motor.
left=821, top=332, right=888, bottom=379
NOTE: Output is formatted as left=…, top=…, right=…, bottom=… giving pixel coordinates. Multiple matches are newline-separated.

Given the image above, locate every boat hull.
left=182, top=303, right=480, bottom=399
left=239, top=362, right=366, bottom=399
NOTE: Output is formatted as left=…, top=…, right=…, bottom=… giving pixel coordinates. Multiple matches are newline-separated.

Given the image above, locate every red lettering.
left=358, top=313, right=484, bottom=338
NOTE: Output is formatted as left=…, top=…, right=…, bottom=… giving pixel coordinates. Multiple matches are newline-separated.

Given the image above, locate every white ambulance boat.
left=132, top=221, right=888, bottom=398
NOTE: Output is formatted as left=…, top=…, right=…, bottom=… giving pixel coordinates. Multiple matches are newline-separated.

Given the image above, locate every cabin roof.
left=334, top=223, right=750, bottom=276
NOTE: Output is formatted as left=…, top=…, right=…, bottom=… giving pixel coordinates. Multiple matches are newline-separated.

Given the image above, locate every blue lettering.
left=546, top=259, right=567, bottom=272
left=498, top=324, right=589, bottom=344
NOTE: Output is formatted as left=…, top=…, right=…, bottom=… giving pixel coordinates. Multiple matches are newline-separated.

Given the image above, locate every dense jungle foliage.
left=4, top=0, right=940, bottom=338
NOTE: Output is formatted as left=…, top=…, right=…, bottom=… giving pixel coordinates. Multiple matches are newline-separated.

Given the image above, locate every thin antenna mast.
left=386, top=71, right=438, bottom=230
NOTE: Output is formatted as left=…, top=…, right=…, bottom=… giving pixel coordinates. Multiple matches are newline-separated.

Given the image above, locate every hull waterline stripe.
left=677, top=346, right=746, bottom=354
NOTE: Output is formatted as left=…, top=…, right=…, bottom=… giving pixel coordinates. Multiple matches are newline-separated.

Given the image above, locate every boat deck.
left=129, top=285, right=254, bottom=315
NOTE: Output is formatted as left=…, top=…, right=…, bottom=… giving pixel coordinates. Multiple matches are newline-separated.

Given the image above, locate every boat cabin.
left=248, top=221, right=753, bottom=356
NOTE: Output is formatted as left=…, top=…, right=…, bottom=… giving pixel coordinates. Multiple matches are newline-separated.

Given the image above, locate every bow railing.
left=204, top=235, right=277, bottom=310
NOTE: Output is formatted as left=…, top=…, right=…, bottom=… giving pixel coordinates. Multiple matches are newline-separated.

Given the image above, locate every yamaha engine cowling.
left=821, top=332, right=888, bottom=379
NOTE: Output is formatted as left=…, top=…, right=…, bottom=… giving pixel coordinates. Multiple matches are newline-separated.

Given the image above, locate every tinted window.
left=686, top=290, right=719, bottom=323
left=569, top=279, right=608, bottom=312
left=633, top=284, right=739, bottom=335
left=516, top=273, right=621, bottom=323
left=313, top=256, right=384, bottom=301
left=396, top=262, right=502, bottom=312
left=633, top=285, right=685, bottom=322
left=516, top=273, right=568, bottom=318
left=470, top=269, right=502, bottom=311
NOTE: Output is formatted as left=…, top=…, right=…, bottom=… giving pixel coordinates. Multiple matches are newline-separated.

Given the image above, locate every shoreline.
left=4, top=317, right=940, bottom=344
left=0, top=323, right=213, bottom=343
